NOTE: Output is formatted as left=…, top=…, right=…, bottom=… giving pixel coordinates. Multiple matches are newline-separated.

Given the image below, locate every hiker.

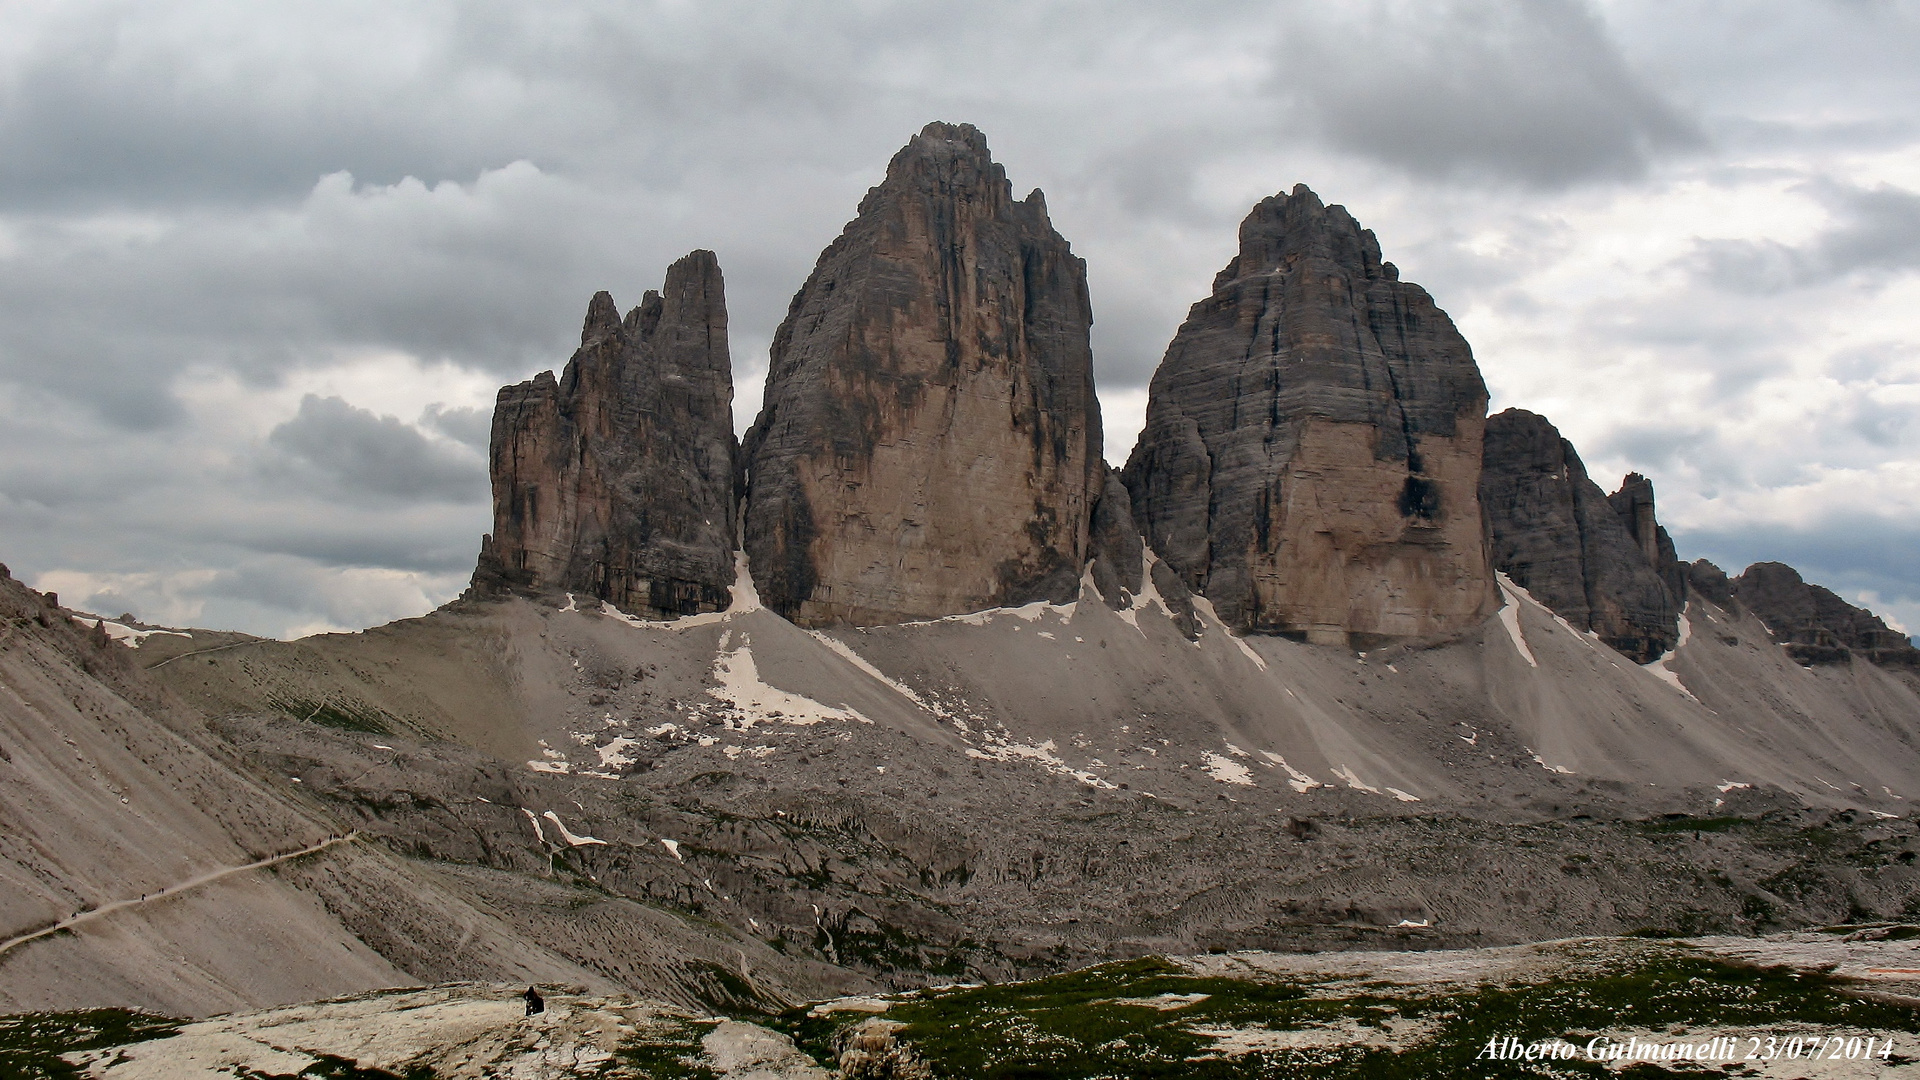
left=523, top=985, right=544, bottom=1016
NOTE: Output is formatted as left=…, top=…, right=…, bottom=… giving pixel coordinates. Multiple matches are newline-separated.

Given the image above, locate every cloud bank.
left=0, top=0, right=1915, bottom=639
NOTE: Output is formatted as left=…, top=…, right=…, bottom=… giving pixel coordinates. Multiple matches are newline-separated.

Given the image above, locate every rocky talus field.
left=3, top=123, right=1917, bottom=1077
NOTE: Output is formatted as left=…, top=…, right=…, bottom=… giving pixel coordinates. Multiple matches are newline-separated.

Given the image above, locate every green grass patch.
left=609, top=1017, right=722, bottom=1079
left=0, top=1009, right=181, bottom=1079
left=780, top=950, right=1920, bottom=1079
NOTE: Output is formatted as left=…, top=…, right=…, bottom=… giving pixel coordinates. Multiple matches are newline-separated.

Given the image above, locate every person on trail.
left=524, top=986, right=544, bottom=1016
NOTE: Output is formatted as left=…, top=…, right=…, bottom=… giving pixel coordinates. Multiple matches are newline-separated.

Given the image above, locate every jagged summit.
left=1122, top=184, right=1497, bottom=645
left=1480, top=408, right=1682, bottom=663
left=474, top=249, right=737, bottom=619
left=1735, top=561, right=1920, bottom=669
left=742, top=121, right=1102, bottom=626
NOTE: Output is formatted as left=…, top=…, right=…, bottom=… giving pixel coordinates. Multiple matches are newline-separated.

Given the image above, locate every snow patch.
left=591, top=734, right=637, bottom=768
left=1500, top=573, right=1602, bottom=649
left=90, top=619, right=191, bottom=649
left=965, top=734, right=1115, bottom=788
left=660, top=838, right=683, bottom=861
left=520, top=808, right=547, bottom=845
left=1386, top=788, right=1422, bottom=803
left=1229, top=631, right=1269, bottom=670
left=1330, top=764, right=1382, bottom=795
left=807, top=630, right=944, bottom=717
left=707, top=630, right=871, bottom=728
left=1716, top=780, right=1751, bottom=794
left=1494, top=577, right=1537, bottom=668
left=1642, top=608, right=1699, bottom=701
left=1258, top=751, right=1321, bottom=793
left=1202, top=752, right=1254, bottom=785
left=1113, top=548, right=1173, bottom=635
left=904, top=599, right=1073, bottom=627
left=541, top=810, right=606, bottom=847
left=1526, top=748, right=1576, bottom=775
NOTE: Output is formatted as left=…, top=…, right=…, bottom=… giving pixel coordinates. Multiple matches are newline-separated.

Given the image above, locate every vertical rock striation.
left=1479, top=409, right=1680, bottom=662
left=474, top=250, right=737, bottom=618
left=1607, top=472, right=1689, bottom=603
left=742, top=122, right=1103, bottom=626
left=1121, top=185, right=1496, bottom=645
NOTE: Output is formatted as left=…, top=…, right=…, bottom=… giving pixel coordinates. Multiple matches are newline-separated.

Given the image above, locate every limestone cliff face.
left=1479, top=409, right=1680, bottom=663
left=742, top=122, right=1103, bottom=626
left=1607, top=472, right=1689, bottom=603
left=1733, top=561, right=1919, bottom=669
left=475, top=250, right=737, bottom=618
left=1121, top=185, right=1496, bottom=644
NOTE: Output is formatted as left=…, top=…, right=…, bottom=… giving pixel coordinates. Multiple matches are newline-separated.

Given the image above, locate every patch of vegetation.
left=818, top=912, right=973, bottom=976
left=683, top=960, right=787, bottom=1016
left=778, top=949, right=1920, bottom=1079
left=268, top=695, right=393, bottom=735
left=610, top=1018, right=722, bottom=1079
left=0, top=1009, right=181, bottom=1079
left=1640, top=815, right=1747, bottom=833
left=239, top=1054, right=432, bottom=1079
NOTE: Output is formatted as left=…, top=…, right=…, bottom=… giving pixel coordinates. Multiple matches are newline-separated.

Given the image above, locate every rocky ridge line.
left=474, top=250, right=737, bottom=619
left=1479, top=408, right=1682, bottom=663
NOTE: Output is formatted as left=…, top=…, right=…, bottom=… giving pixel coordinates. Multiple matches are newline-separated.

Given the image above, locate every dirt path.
left=0, top=832, right=360, bottom=961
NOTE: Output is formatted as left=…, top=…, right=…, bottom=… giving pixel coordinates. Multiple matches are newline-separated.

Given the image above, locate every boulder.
left=474, top=251, right=737, bottom=617
left=1121, top=185, right=1496, bottom=645
left=742, top=122, right=1103, bottom=625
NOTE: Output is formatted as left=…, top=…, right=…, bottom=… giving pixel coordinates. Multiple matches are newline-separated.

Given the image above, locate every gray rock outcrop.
left=1733, top=561, right=1919, bottom=669
left=1087, top=470, right=1144, bottom=612
left=1479, top=408, right=1680, bottom=663
left=1607, top=472, right=1689, bottom=602
left=742, top=122, right=1103, bottom=626
left=474, top=250, right=737, bottom=617
left=1121, top=185, right=1496, bottom=645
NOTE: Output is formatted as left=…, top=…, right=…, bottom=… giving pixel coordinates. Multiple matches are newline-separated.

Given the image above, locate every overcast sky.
left=1, top=0, right=1916, bottom=640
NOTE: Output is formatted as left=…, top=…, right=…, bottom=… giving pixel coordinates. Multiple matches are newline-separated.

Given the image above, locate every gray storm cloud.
left=0, top=0, right=1914, bottom=638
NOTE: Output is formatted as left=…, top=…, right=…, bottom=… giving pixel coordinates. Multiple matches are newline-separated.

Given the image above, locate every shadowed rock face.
left=1607, top=472, right=1689, bottom=603
left=1480, top=409, right=1680, bottom=663
left=1734, top=561, right=1919, bottom=669
left=475, top=250, right=737, bottom=618
left=742, top=122, right=1103, bottom=626
left=1087, top=470, right=1144, bottom=612
left=1121, top=185, right=1496, bottom=645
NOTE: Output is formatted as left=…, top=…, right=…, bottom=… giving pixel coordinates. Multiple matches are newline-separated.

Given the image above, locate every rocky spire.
left=1121, top=185, right=1496, bottom=645
left=1607, top=472, right=1689, bottom=602
left=741, top=122, right=1104, bottom=625
left=474, top=250, right=737, bottom=617
left=1480, top=409, right=1681, bottom=662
